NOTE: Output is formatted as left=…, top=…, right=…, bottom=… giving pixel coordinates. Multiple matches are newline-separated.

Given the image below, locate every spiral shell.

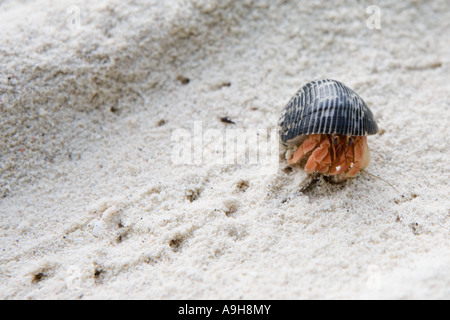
left=279, top=79, right=378, bottom=147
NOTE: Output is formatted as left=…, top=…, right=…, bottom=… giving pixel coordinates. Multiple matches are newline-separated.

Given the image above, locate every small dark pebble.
left=283, top=166, right=293, bottom=173
left=177, top=75, right=190, bottom=85
left=220, top=116, right=235, bottom=124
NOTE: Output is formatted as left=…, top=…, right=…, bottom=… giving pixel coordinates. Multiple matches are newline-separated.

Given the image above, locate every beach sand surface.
left=0, top=0, right=449, bottom=299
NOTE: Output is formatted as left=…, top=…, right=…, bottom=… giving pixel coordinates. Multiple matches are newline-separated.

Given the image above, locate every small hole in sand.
left=186, top=188, right=202, bottom=202
left=94, top=268, right=105, bottom=284
left=32, top=269, right=50, bottom=284
left=224, top=199, right=239, bottom=217
left=32, top=272, right=47, bottom=283
left=236, top=180, right=249, bottom=192
left=409, top=222, right=420, bottom=235
left=169, top=236, right=185, bottom=252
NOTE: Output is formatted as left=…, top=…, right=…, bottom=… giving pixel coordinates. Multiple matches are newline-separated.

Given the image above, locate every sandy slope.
left=0, top=0, right=449, bottom=299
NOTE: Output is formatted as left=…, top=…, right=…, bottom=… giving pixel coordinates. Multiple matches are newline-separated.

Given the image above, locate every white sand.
left=1, top=0, right=449, bottom=299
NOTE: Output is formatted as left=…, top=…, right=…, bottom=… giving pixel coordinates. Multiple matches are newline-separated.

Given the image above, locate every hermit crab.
left=279, top=79, right=378, bottom=181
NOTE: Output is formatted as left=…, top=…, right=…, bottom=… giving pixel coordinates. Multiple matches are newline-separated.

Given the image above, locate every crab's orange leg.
left=317, top=151, right=332, bottom=174
left=304, top=135, right=331, bottom=173
left=288, top=134, right=321, bottom=164
left=342, top=136, right=370, bottom=179
left=328, top=141, right=349, bottom=175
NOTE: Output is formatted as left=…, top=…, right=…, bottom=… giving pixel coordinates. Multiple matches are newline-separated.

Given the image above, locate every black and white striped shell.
left=279, top=79, right=378, bottom=147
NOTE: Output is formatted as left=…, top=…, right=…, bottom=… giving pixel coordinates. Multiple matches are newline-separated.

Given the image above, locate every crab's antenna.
left=362, top=170, right=402, bottom=195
